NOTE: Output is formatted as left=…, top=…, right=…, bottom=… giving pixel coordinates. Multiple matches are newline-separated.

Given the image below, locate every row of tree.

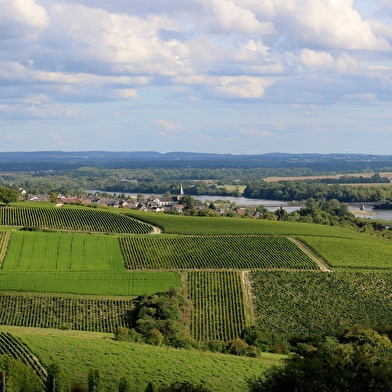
left=243, top=180, right=392, bottom=203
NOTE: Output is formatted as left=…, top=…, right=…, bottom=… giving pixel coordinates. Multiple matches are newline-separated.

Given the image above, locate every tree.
left=181, top=195, right=196, bottom=215
left=0, top=187, right=18, bottom=205
left=248, top=327, right=392, bottom=392
left=50, top=192, right=58, bottom=203
left=45, top=362, right=68, bottom=392
left=118, top=376, right=131, bottom=392
left=88, top=369, right=100, bottom=392
left=0, top=355, right=42, bottom=392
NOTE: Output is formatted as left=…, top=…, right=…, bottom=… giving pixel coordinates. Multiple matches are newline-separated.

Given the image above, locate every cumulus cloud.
left=271, top=0, right=390, bottom=51
left=212, top=76, right=275, bottom=99
left=156, top=120, right=184, bottom=132
left=0, top=0, right=49, bottom=40
left=1, top=0, right=392, bottom=153
left=299, top=50, right=360, bottom=74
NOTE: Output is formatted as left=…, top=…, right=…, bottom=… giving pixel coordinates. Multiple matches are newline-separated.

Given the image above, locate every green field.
left=0, top=231, right=181, bottom=295
left=120, top=235, right=317, bottom=270
left=301, top=236, right=392, bottom=269
left=0, top=271, right=181, bottom=296
left=124, top=210, right=368, bottom=238
left=0, top=326, right=283, bottom=392
left=251, top=270, right=392, bottom=336
left=4, top=231, right=124, bottom=272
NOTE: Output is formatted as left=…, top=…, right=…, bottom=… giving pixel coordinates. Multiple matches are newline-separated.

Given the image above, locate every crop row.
left=188, top=271, right=246, bottom=341
left=251, top=270, right=392, bottom=336
left=0, top=294, right=134, bottom=333
left=0, top=206, right=152, bottom=234
left=120, top=235, right=317, bottom=270
left=0, top=332, right=47, bottom=385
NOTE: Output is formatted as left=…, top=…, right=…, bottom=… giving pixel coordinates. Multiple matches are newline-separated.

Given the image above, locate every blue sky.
left=0, top=0, right=391, bottom=154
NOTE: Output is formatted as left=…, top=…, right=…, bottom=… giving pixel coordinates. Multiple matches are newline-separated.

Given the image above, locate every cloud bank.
left=0, top=0, right=391, bottom=153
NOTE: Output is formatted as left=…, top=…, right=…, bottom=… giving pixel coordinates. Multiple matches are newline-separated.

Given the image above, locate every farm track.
left=241, top=271, right=255, bottom=326
left=288, top=238, right=331, bottom=272
left=0, top=231, right=10, bottom=267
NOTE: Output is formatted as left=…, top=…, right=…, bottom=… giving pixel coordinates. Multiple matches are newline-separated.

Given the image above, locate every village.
left=19, top=185, right=265, bottom=217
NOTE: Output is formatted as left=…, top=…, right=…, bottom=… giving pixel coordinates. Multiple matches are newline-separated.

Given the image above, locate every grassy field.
left=120, top=235, right=317, bottom=270
left=3, top=231, right=124, bottom=272
left=0, top=326, right=285, bottom=392
left=124, top=210, right=368, bottom=238
left=0, top=231, right=181, bottom=295
left=0, top=271, right=181, bottom=296
left=301, top=236, right=392, bottom=269
left=251, top=270, right=392, bottom=336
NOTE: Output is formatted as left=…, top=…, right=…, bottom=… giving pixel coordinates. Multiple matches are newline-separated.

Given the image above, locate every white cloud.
left=299, top=50, right=360, bottom=73
left=271, top=0, right=390, bottom=51
left=0, top=0, right=49, bottom=40
left=156, top=120, right=184, bottom=132
left=213, top=76, right=275, bottom=98
left=110, top=89, right=138, bottom=100
left=199, top=0, right=275, bottom=34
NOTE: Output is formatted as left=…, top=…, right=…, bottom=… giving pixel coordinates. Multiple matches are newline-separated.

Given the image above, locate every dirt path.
left=151, top=225, right=161, bottom=234
left=241, top=270, right=255, bottom=325
left=288, top=237, right=331, bottom=272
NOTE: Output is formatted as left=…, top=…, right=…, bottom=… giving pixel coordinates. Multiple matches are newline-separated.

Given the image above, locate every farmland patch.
left=120, top=235, right=318, bottom=270
left=188, top=271, right=247, bottom=341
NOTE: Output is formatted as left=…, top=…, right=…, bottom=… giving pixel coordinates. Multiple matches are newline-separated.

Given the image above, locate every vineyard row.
left=0, top=332, right=47, bottom=385
left=0, top=206, right=152, bottom=234
left=0, top=294, right=134, bottom=333
left=188, top=271, right=247, bottom=342
left=120, top=235, right=318, bottom=270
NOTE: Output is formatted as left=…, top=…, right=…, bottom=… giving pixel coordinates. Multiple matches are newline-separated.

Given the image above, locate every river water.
left=86, top=190, right=392, bottom=221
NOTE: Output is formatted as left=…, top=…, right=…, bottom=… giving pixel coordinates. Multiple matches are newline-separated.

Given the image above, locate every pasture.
left=3, top=231, right=124, bottom=272
left=300, top=236, right=392, bottom=269
left=0, top=326, right=284, bottom=392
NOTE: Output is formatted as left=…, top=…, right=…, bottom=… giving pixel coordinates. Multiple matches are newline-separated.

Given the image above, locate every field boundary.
left=288, top=237, right=331, bottom=272
left=0, top=231, right=11, bottom=268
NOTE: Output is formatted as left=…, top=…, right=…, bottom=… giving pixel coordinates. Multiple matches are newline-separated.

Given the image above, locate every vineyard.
left=251, top=270, right=392, bottom=336
left=120, top=235, right=318, bottom=270
left=0, top=293, right=134, bottom=333
left=300, top=236, right=392, bottom=269
left=188, top=271, right=247, bottom=341
left=0, top=206, right=152, bottom=234
left=0, top=332, right=47, bottom=385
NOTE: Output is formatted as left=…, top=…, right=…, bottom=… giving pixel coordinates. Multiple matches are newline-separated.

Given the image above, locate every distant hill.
left=1, top=151, right=392, bottom=172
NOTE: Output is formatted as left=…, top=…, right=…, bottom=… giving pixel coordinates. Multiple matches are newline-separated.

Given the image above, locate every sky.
left=0, top=0, right=392, bottom=154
